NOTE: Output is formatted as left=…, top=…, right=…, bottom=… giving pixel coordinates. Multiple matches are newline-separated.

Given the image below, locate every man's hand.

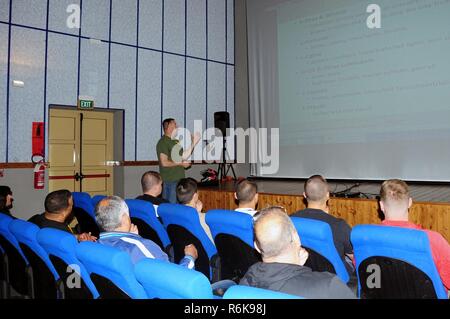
left=184, top=244, right=198, bottom=260
left=76, top=232, right=97, bottom=242
left=192, top=132, right=201, bottom=146
left=181, top=161, right=192, bottom=168
left=130, top=223, right=139, bottom=235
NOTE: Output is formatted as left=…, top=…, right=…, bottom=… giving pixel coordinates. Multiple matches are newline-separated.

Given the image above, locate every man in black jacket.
left=291, top=175, right=354, bottom=274
left=240, top=206, right=355, bottom=299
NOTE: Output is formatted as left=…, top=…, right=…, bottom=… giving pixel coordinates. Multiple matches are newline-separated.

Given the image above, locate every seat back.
left=158, top=204, right=217, bottom=280
left=72, top=192, right=100, bottom=237
left=125, top=199, right=170, bottom=251
left=37, top=228, right=99, bottom=299
left=223, top=285, right=301, bottom=299
left=351, top=225, right=447, bottom=299
left=0, top=214, right=29, bottom=296
left=206, top=210, right=261, bottom=281
left=291, top=217, right=349, bottom=283
left=9, top=219, right=59, bottom=299
left=76, top=241, right=146, bottom=299
left=135, top=258, right=213, bottom=299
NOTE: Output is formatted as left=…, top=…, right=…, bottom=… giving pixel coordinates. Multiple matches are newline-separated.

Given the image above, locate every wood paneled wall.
left=198, top=189, right=450, bottom=243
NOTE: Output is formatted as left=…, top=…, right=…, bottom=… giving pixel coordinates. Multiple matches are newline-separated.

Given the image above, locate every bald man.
left=240, top=207, right=355, bottom=298
left=291, top=175, right=354, bottom=274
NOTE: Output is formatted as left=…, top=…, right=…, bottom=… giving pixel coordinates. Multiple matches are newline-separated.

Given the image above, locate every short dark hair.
left=0, top=186, right=12, bottom=197
left=235, top=179, right=258, bottom=203
left=141, top=171, right=162, bottom=193
left=162, top=118, right=175, bottom=131
left=304, top=175, right=329, bottom=202
left=45, top=190, right=72, bottom=214
left=0, top=194, right=7, bottom=211
left=176, top=178, right=198, bottom=204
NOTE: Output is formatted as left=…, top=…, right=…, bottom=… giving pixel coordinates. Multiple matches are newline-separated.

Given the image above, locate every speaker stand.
left=217, top=137, right=236, bottom=181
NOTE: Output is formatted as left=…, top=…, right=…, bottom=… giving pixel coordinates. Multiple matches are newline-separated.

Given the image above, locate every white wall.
left=0, top=0, right=235, bottom=162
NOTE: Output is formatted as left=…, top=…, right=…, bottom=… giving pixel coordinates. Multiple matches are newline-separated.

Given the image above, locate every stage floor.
left=198, top=178, right=450, bottom=203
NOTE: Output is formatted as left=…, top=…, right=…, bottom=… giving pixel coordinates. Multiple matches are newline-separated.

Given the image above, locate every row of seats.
left=72, top=192, right=448, bottom=299
left=16, top=192, right=445, bottom=299
left=0, top=212, right=297, bottom=299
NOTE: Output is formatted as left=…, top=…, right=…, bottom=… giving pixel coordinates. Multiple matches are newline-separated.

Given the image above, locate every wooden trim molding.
left=1, top=161, right=232, bottom=169
left=0, top=162, right=41, bottom=169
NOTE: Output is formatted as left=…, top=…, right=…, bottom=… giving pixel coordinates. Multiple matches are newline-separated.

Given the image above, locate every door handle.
left=74, top=172, right=85, bottom=181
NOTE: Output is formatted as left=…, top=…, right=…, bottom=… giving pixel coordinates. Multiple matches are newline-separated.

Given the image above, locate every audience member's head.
left=235, top=179, right=259, bottom=209
left=176, top=178, right=198, bottom=205
left=44, top=189, right=73, bottom=221
left=0, top=186, right=13, bottom=211
left=162, top=118, right=177, bottom=136
left=141, top=171, right=163, bottom=196
left=253, top=206, right=308, bottom=265
left=95, top=196, right=132, bottom=233
left=379, top=179, right=412, bottom=221
left=303, top=175, right=329, bottom=206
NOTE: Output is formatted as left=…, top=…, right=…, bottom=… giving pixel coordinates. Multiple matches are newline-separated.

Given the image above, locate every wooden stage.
left=197, top=179, right=450, bottom=242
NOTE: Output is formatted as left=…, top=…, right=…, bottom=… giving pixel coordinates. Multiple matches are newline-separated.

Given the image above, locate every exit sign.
left=78, top=99, right=94, bottom=109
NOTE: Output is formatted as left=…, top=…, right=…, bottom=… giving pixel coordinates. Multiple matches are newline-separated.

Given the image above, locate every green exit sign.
left=78, top=99, right=94, bottom=109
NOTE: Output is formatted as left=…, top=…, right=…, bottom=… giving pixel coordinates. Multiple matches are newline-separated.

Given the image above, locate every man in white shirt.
left=234, top=179, right=259, bottom=217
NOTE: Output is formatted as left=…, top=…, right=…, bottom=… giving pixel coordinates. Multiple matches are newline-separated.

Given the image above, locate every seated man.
left=136, top=170, right=169, bottom=206
left=176, top=178, right=214, bottom=244
left=96, top=196, right=198, bottom=268
left=380, top=179, right=450, bottom=292
left=0, top=185, right=14, bottom=217
left=291, top=175, right=354, bottom=274
left=136, top=170, right=168, bottom=220
left=29, top=189, right=96, bottom=242
left=240, top=206, right=355, bottom=298
left=234, top=179, right=258, bottom=217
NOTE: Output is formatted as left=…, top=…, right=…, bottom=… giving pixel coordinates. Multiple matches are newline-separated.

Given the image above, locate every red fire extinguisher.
left=34, top=161, right=46, bottom=190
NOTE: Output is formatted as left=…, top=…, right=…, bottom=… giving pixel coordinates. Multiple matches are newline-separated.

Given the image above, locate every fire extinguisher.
left=32, top=154, right=46, bottom=190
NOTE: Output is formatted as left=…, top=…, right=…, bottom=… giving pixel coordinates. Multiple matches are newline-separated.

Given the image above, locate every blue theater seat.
left=125, top=199, right=171, bottom=254
left=206, top=210, right=261, bottom=281
left=351, top=224, right=447, bottom=299
left=223, top=285, right=301, bottom=299
left=72, top=192, right=100, bottom=237
left=158, top=203, right=218, bottom=281
left=291, top=217, right=350, bottom=283
left=9, top=219, right=60, bottom=299
left=0, top=214, right=30, bottom=297
left=135, top=258, right=213, bottom=299
left=37, top=228, right=99, bottom=299
left=75, top=241, right=146, bottom=299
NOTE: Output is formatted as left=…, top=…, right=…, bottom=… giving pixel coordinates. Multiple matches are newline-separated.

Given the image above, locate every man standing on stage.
left=156, top=118, right=201, bottom=203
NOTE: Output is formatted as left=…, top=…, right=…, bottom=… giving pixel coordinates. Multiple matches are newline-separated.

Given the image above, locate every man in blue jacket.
left=95, top=196, right=197, bottom=268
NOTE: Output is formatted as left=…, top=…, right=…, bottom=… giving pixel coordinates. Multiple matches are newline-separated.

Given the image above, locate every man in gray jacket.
left=240, top=206, right=355, bottom=299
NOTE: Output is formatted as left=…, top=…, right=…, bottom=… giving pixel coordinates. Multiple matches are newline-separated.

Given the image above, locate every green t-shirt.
left=156, top=135, right=185, bottom=182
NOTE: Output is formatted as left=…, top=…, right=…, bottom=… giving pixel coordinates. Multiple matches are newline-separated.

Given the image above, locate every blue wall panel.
left=12, top=0, right=47, bottom=29
left=162, top=53, right=185, bottom=129
left=110, top=43, right=136, bottom=160
left=187, top=0, right=206, bottom=59
left=139, top=0, right=162, bottom=50
left=207, top=0, right=226, bottom=63
left=137, top=49, right=162, bottom=160
left=82, top=0, right=110, bottom=40
left=111, top=0, right=137, bottom=45
left=79, top=38, right=109, bottom=108
left=163, top=0, right=185, bottom=55
left=8, top=27, right=45, bottom=162
left=0, top=24, right=8, bottom=160
left=48, top=0, right=80, bottom=35
left=0, top=0, right=10, bottom=22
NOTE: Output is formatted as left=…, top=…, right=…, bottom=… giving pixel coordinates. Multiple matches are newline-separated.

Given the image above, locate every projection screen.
left=247, top=0, right=450, bottom=181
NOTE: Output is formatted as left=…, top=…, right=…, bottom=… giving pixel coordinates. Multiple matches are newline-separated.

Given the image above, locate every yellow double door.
left=48, top=108, right=114, bottom=196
